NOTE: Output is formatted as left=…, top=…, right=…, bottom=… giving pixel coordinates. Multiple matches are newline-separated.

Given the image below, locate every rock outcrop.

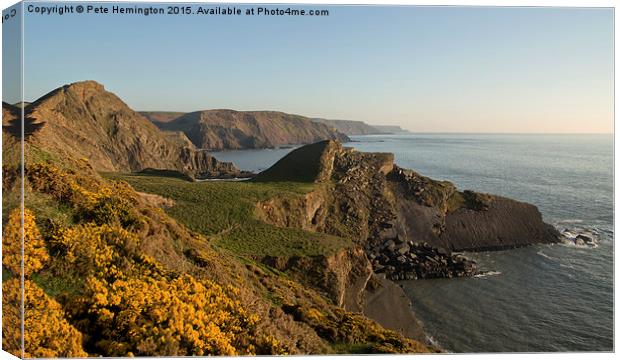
left=3, top=81, right=243, bottom=179
left=259, top=243, right=430, bottom=344
left=262, top=247, right=373, bottom=312
left=157, top=109, right=350, bottom=150
left=255, top=140, right=560, bottom=281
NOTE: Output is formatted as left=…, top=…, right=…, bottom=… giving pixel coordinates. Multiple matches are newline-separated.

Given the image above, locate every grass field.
left=104, top=172, right=352, bottom=257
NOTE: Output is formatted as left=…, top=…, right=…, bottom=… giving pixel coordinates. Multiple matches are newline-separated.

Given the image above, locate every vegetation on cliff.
left=104, top=172, right=351, bottom=258
left=2, top=208, right=87, bottom=358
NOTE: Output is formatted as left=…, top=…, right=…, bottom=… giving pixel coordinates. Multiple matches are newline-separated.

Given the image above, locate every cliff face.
left=4, top=81, right=241, bottom=179
left=311, top=118, right=383, bottom=135
left=256, top=233, right=428, bottom=344
left=262, top=247, right=373, bottom=312
left=387, top=168, right=559, bottom=252
left=255, top=140, right=560, bottom=280
left=157, top=109, right=350, bottom=150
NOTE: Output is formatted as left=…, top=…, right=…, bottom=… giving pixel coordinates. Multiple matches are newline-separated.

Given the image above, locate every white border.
left=0, top=1, right=616, bottom=360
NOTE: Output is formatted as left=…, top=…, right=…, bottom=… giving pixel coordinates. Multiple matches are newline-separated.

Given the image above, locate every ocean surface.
left=211, top=134, right=614, bottom=353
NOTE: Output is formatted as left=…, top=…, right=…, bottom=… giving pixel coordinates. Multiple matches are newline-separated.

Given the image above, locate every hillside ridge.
left=157, top=109, right=350, bottom=150
left=4, top=81, right=243, bottom=179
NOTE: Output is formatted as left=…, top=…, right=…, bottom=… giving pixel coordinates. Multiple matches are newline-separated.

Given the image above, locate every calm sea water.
left=211, top=134, right=614, bottom=352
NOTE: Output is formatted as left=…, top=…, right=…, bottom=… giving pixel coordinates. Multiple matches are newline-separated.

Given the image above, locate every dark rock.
left=576, top=234, right=594, bottom=244
left=379, top=222, right=393, bottom=229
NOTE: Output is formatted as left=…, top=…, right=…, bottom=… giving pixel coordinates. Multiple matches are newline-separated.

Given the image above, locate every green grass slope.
left=104, top=172, right=352, bottom=257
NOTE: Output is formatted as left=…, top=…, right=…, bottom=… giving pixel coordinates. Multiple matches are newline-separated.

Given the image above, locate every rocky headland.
left=155, top=109, right=350, bottom=150
left=311, top=118, right=383, bottom=135
left=254, top=140, right=560, bottom=281
left=143, top=111, right=405, bottom=138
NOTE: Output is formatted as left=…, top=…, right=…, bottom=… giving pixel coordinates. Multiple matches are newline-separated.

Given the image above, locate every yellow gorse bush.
left=2, top=279, right=88, bottom=358
left=52, top=223, right=147, bottom=281
left=2, top=208, right=86, bottom=357
left=78, top=274, right=259, bottom=356
left=2, top=208, right=50, bottom=276
left=258, top=335, right=290, bottom=355
left=53, top=216, right=262, bottom=356
left=12, top=163, right=312, bottom=356
left=26, top=163, right=141, bottom=227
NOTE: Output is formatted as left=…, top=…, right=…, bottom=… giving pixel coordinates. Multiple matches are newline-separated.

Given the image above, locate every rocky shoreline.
left=368, top=240, right=477, bottom=281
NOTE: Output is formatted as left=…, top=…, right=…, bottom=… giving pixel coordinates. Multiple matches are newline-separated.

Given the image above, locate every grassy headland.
left=103, top=172, right=352, bottom=257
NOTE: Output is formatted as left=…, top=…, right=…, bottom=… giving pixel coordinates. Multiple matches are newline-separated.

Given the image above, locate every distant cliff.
left=311, top=118, right=383, bottom=135
left=156, top=109, right=350, bottom=150
left=2, top=81, right=242, bottom=179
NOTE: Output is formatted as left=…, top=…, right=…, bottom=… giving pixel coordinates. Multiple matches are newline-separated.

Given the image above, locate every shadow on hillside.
left=2, top=104, right=46, bottom=138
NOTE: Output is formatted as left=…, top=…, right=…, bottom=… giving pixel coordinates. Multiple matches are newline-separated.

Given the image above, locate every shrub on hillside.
left=2, top=279, right=87, bottom=358
left=71, top=274, right=260, bottom=356
left=3, top=208, right=49, bottom=276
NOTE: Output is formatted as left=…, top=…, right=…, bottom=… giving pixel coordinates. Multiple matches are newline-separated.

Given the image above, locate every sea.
left=210, top=134, right=614, bottom=353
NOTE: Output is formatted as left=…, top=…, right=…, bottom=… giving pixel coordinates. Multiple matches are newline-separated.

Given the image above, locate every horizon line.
left=7, top=99, right=613, bottom=136
left=361, top=131, right=614, bottom=135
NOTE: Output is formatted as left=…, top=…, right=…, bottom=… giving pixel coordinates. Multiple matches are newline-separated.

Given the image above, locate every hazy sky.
left=6, top=3, right=614, bottom=133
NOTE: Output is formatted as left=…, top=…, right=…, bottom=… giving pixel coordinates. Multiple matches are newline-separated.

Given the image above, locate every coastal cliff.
left=262, top=247, right=373, bottom=312
left=255, top=140, right=560, bottom=280
left=311, top=118, right=383, bottom=135
left=139, top=111, right=185, bottom=125
left=249, top=140, right=559, bottom=344
left=142, top=111, right=393, bottom=138
left=3, top=81, right=559, bottom=356
left=4, top=148, right=434, bottom=357
left=260, top=247, right=428, bottom=343
left=157, top=109, right=350, bottom=150
left=3, top=81, right=242, bottom=179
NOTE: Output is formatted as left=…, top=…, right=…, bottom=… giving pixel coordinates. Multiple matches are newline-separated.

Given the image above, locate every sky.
left=3, top=3, right=614, bottom=133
